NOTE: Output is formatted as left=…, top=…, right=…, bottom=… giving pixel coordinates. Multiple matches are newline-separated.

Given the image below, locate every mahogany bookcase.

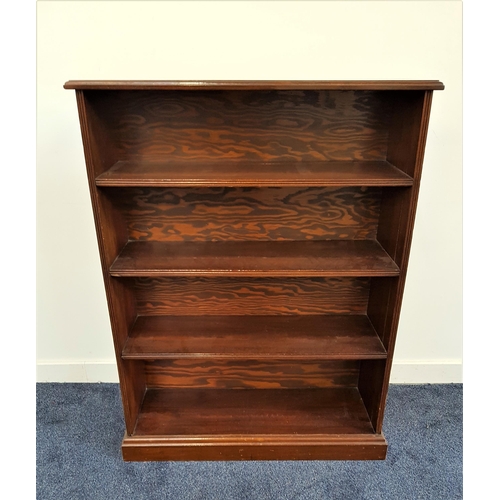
left=64, top=80, right=444, bottom=461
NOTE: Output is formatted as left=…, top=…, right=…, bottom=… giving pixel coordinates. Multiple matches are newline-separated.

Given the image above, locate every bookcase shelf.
left=109, top=240, right=400, bottom=278
left=121, top=314, right=387, bottom=360
left=122, top=387, right=386, bottom=461
left=95, top=159, right=414, bottom=187
left=66, top=79, right=443, bottom=461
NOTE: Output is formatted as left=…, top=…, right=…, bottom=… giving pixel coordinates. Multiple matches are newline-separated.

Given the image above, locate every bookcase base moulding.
left=65, top=80, right=444, bottom=461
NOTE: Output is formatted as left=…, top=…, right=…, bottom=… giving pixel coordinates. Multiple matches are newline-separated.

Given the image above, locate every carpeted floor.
left=36, top=383, right=462, bottom=499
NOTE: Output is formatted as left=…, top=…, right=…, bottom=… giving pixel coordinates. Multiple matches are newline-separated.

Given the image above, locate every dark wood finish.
left=102, top=186, right=382, bottom=242
left=366, top=90, right=436, bottom=433
left=96, top=160, right=413, bottom=187
left=133, top=277, right=371, bottom=316
left=75, top=91, right=145, bottom=434
left=67, top=80, right=442, bottom=460
left=121, top=433, right=387, bottom=461
left=122, top=315, right=386, bottom=360
left=109, top=240, right=400, bottom=277
left=145, top=359, right=359, bottom=389
left=81, top=90, right=392, bottom=163
left=64, top=80, right=444, bottom=90
left=134, top=387, right=375, bottom=435
left=358, top=359, right=388, bottom=431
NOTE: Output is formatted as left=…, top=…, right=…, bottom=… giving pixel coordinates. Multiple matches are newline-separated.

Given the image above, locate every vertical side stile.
left=366, top=91, right=435, bottom=433
left=75, top=90, right=145, bottom=434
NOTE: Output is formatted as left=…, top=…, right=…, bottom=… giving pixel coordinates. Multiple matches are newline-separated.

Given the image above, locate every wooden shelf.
left=122, top=314, right=387, bottom=360
left=123, top=387, right=386, bottom=460
left=135, top=387, right=374, bottom=435
left=110, top=240, right=399, bottom=277
left=95, top=160, right=413, bottom=187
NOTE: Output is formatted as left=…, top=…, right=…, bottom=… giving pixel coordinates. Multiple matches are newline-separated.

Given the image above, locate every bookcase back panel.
left=106, top=186, right=381, bottom=242
left=132, top=277, right=370, bottom=316
left=86, top=90, right=391, bottom=161
left=144, top=359, right=359, bottom=389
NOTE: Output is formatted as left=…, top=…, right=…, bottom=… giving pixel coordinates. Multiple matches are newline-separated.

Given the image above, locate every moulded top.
left=63, top=80, right=445, bottom=91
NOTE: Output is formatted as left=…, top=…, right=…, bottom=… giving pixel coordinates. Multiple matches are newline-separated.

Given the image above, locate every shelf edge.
left=110, top=269, right=401, bottom=278
left=64, top=80, right=444, bottom=91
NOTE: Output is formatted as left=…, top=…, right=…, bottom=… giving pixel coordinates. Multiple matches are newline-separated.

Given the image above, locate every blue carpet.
left=36, top=383, right=462, bottom=499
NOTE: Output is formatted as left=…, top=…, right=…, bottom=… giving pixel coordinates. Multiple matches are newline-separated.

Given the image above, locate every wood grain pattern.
left=95, top=159, right=413, bottom=187
left=64, top=80, right=444, bottom=90
left=134, top=387, right=373, bottom=434
left=122, top=315, right=386, bottom=360
left=76, top=91, right=145, bottom=434
left=358, top=359, right=387, bottom=433
left=104, top=186, right=382, bottom=242
left=84, top=90, right=392, bottom=161
left=133, top=277, right=370, bottom=316
left=386, top=91, right=427, bottom=177
left=369, top=91, right=436, bottom=433
left=122, top=433, right=387, bottom=461
left=109, top=240, right=400, bottom=277
left=67, top=81, right=442, bottom=461
left=145, top=359, right=359, bottom=389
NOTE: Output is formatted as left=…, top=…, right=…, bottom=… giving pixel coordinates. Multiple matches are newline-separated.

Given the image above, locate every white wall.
left=36, top=0, right=462, bottom=383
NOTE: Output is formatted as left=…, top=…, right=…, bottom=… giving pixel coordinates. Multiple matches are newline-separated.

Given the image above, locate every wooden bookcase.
left=64, top=80, right=444, bottom=461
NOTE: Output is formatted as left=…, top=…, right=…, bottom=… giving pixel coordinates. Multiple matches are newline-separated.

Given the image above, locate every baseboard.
left=36, top=360, right=463, bottom=384
left=36, top=361, right=119, bottom=383
left=389, top=360, right=462, bottom=383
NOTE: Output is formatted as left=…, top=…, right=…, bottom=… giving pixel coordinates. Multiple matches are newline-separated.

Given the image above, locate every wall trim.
left=390, top=359, right=462, bottom=384
left=36, top=359, right=463, bottom=384
left=37, top=361, right=119, bottom=383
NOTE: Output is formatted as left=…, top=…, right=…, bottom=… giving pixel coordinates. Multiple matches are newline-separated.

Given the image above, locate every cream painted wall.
left=36, top=1, right=462, bottom=383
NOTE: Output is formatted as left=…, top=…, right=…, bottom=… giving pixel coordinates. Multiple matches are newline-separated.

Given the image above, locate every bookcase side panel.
left=385, top=91, right=427, bottom=177
left=364, top=91, right=435, bottom=432
left=76, top=91, right=146, bottom=433
left=77, top=91, right=121, bottom=176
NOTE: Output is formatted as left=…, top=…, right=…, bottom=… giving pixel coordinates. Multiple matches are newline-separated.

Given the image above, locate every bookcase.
left=64, top=80, right=444, bottom=461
